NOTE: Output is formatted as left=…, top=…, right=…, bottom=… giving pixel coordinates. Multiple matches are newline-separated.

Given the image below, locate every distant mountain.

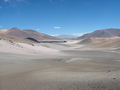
left=54, top=35, right=78, bottom=39
left=77, top=28, right=120, bottom=39
left=0, top=27, right=58, bottom=41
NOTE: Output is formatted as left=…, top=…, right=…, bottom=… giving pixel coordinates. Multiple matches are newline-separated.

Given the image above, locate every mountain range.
left=54, top=35, right=78, bottom=39
left=1, top=28, right=120, bottom=42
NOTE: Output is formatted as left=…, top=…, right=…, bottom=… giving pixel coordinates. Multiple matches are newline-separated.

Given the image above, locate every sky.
left=0, top=0, right=120, bottom=36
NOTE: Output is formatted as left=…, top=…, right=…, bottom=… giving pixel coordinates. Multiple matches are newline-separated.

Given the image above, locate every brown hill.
left=90, top=37, right=120, bottom=48
left=78, top=28, right=120, bottom=39
left=78, top=37, right=120, bottom=49
left=78, top=37, right=108, bottom=45
left=0, top=27, right=58, bottom=41
left=0, top=33, right=38, bottom=44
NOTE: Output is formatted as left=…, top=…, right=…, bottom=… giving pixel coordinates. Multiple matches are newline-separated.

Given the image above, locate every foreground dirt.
left=0, top=49, right=120, bottom=90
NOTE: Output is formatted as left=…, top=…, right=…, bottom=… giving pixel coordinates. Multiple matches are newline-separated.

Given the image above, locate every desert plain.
left=0, top=38, right=120, bottom=90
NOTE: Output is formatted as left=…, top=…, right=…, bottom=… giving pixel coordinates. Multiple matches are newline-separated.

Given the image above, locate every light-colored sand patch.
left=61, top=58, right=90, bottom=63
left=0, top=40, right=62, bottom=56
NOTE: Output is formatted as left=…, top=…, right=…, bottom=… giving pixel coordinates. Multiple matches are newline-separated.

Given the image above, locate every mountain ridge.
left=77, top=28, right=120, bottom=39
left=0, top=27, right=59, bottom=41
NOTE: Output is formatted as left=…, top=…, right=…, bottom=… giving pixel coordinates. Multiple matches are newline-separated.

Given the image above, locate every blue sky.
left=0, top=0, right=120, bottom=36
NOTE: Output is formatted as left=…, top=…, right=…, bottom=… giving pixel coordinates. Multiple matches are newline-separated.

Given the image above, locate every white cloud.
left=4, top=0, right=30, bottom=6
left=4, top=0, right=9, bottom=2
left=0, top=6, right=2, bottom=9
left=0, top=26, right=2, bottom=28
left=73, top=33, right=85, bottom=36
left=50, top=34, right=59, bottom=36
left=36, top=28, right=40, bottom=30
left=53, top=27, right=61, bottom=29
left=4, top=0, right=25, bottom=2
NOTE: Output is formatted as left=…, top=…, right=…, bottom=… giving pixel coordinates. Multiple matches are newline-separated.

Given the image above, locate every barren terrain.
left=0, top=38, right=120, bottom=90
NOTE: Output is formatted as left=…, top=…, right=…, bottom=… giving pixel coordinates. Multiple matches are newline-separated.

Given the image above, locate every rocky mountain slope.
left=0, top=27, right=58, bottom=41
left=78, top=28, right=120, bottom=39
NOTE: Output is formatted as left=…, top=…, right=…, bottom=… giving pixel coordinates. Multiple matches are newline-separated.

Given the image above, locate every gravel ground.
left=0, top=49, right=120, bottom=90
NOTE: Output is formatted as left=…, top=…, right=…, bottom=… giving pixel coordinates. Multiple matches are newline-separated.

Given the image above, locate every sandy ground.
left=0, top=40, right=120, bottom=90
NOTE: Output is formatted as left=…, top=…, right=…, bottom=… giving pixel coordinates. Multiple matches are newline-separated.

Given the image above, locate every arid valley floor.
left=0, top=39, right=120, bottom=90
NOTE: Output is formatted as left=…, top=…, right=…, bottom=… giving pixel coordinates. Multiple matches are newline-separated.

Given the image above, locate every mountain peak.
left=11, top=27, right=19, bottom=29
left=0, top=28, right=58, bottom=40
left=77, top=28, right=120, bottom=39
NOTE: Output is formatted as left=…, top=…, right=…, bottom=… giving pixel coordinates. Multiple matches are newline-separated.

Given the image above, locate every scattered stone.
left=113, top=77, right=116, bottom=79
